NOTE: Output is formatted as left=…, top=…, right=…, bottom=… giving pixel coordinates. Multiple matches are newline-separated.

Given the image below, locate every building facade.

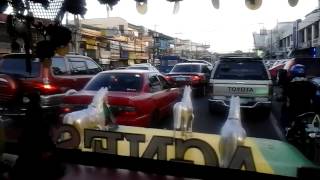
left=253, top=4, right=320, bottom=59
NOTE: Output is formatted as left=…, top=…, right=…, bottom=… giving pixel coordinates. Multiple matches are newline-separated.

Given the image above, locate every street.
left=0, top=92, right=285, bottom=143
left=159, top=94, right=285, bottom=141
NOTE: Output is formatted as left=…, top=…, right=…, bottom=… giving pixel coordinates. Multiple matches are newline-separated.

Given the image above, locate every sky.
left=82, top=0, right=318, bottom=53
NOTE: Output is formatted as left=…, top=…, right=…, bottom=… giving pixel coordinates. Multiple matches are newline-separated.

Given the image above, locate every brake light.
left=62, top=107, right=71, bottom=113
left=165, top=76, right=172, bottom=81
left=39, top=78, right=59, bottom=93
left=43, top=84, right=55, bottom=90
left=192, top=75, right=201, bottom=81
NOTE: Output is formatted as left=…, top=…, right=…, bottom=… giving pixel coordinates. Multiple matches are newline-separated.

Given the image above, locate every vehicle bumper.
left=208, top=97, right=271, bottom=109
left=40, top=93, right=65, bottom=109
left=0, top=93, right=65, bottom=119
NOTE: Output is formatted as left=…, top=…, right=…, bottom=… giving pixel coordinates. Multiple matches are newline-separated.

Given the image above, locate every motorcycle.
left=286, top=112, right=320, bottom=164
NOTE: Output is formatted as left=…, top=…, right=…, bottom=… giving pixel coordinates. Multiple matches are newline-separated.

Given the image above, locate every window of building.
left=279, top=39, right=283, bottom=48
left=314, top=21, right=319, bottom=39
left=307, top=26, right=312, bottom=41
left=299, top=30, right=305, bottom=43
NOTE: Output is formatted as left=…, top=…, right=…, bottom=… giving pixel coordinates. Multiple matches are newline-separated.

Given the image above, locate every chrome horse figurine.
left=63, top=87, right=116, bottom=143
left=219, top=96, right=247, bottom=168
left=173, top=86, right=194, bottom=138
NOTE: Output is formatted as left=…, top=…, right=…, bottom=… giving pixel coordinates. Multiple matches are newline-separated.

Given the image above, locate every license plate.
left=176, top=77, right=186, bottom=81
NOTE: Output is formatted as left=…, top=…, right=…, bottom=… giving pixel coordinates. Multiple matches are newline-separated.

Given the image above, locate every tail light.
left=165, top=76, right=172, bottom=81
left=62, top=107, right=72, bottom=113
left=191, top=75, right=204, bottom=82
left=60, top=104, right=72, bottom=114
left=38, top=78, right=59, bottom=94
left=191, top=75, right=201, bottom=81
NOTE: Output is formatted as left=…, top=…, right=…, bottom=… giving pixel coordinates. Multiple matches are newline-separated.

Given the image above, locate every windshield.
left=85, top=73, right=143, bottom=92
left=1, top=1, right=320, bottom=179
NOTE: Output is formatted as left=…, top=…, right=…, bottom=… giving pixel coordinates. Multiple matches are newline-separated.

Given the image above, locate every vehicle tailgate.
left=212, top=79, right=271, bottom=97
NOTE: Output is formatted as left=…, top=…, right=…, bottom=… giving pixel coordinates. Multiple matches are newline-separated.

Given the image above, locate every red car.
left=61, top=69, right=181, bottom=127
left=0, top=53, right=102, bottom=121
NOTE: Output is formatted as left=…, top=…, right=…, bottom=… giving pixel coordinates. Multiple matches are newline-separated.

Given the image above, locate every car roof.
left=175, top=62, right=206, bottom=66
left=186, top=59, right=212, bottom=64
left=101, top=69, right=157, bottom=74
left=1, top=53, right=92, bottom=59
left=131, top=63, right=153, bottom=66
left=219, top=56, right=262, bottom=61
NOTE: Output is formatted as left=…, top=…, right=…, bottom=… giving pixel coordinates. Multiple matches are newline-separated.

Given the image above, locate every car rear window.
left=171, top=64, right=201, bottom=73
left=85, top=73, right=143, bottom=92
left=0, top=58, right=40, bottom=77
left=214, top=61, right=269, bottom=80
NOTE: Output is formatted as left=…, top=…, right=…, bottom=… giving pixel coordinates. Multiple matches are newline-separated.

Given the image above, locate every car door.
left=202, top=65, right=211, bottom=83
left=149, top=74, right=167, bottom=115
left=157, top=75, right=176, bottom=114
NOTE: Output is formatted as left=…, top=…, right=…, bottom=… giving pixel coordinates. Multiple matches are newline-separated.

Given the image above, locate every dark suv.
left=0, top=53, right=102, bottom=120
left=164, top=62, right=211, bottom=96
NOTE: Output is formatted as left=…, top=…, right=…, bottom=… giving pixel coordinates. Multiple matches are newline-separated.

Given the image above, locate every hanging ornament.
left=167, top=0, right=182, bottom=14
left=135, top=0, right=147, bottom=15
left=98, top=0, right=120, bottom=10
left=288, top=0, right=299, bottom=7
left=245, top=0, right=262, bottom=10
left=211, top=0, right=219, bottom=9
left=62, top=0, right=87, bottom=16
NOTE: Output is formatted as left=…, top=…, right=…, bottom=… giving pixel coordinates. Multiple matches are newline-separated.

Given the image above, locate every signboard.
left=53, top=125, right=317, bottom=178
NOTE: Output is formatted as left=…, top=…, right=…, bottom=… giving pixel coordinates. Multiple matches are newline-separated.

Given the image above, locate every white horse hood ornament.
left=173, top=86, right=194, bottom=138
left=219, top=96, right=247, bottom=168
left=63, top=87, right=117, bottom=147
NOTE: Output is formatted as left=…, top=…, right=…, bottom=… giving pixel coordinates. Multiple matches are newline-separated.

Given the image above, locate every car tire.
left=208, top=102, right=225, bottom=114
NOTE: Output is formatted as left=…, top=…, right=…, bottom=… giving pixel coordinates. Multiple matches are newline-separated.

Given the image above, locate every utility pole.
left=270, top=29, right=273, bottom=58
left=74, top=15, right=81, bottom=53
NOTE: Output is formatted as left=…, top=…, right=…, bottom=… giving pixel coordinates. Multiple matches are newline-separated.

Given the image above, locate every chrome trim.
left=208, top=98, right=271, bottom=108
left=40, top=93, right=65, bottom=108
left=0, top=78, right=8, bottom=83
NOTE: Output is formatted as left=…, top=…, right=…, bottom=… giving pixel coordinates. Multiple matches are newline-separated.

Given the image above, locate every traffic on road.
left=0, top=0, right=320, bottom=179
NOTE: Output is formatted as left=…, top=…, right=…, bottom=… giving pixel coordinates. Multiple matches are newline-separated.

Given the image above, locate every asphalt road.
left=159, top=94, right=285, bottom=141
